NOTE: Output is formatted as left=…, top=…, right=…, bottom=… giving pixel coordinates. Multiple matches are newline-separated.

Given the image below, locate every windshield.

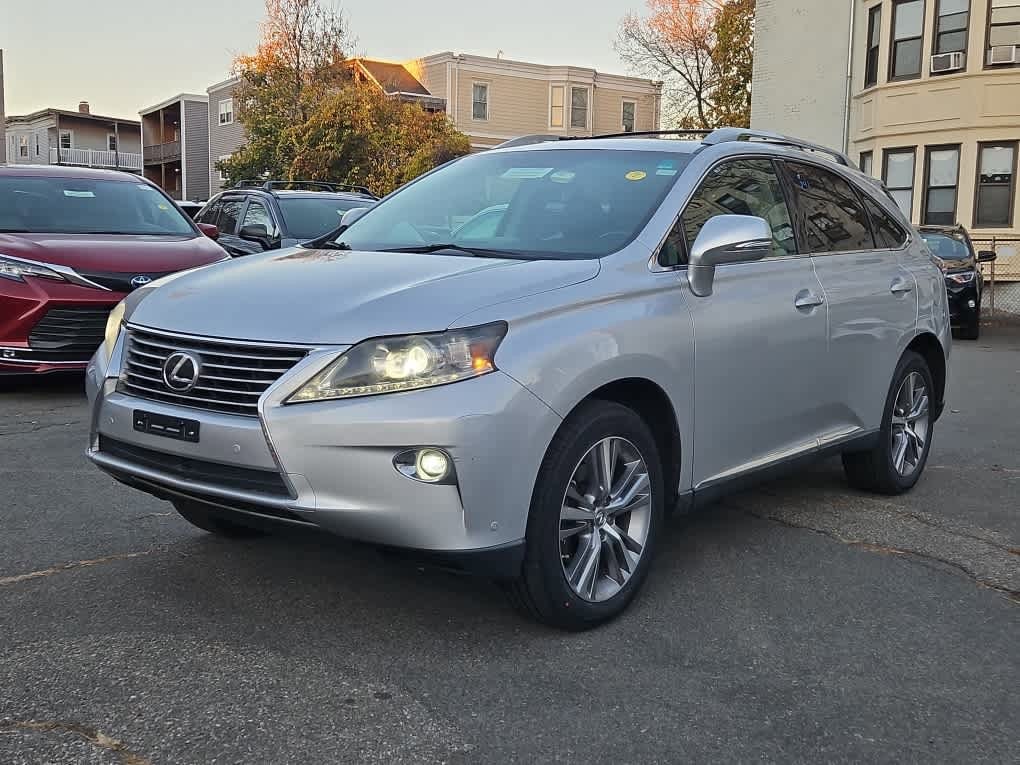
left=334, top=149, right=691, bottom=259
left=279, top=196, right=370, bottom=240
left=0, top=176, right=196, bottom=235
left=920, top=232, right=972, bottom=260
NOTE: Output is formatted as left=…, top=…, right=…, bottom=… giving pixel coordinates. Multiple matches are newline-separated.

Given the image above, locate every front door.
left=675, top=158, right=831, bottom=490
left=782, top=161, right=918, bottom=436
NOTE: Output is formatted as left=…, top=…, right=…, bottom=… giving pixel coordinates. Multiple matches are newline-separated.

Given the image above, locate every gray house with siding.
left=5, top=102, right=141, bottom=171
left=207, top=76, right=245, bottom=194
left=139, top=93, right=210, bottom=202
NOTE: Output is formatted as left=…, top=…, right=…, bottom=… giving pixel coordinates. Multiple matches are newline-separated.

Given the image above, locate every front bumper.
left=86, top=340, right=561, bottom=576
left=945, top=279, right=980, bottom=325
left=1, top=276, right=122, bottom=374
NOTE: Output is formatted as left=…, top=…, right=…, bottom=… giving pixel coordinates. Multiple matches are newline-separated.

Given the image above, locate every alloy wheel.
left=558, top=437, right=652, bottom=602
left=891, top=371, right=930, bottom=476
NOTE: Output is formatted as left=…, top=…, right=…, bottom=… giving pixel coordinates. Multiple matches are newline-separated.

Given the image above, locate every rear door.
left=782, top=160, right=917, bottom=436
left=676, top=158, right=831, bottom=490
left=211, top=195, right=248, bottom=256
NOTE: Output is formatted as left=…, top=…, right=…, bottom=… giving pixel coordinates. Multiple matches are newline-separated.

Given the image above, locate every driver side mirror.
left=197, top=223, right=219, bottom=240
left=688, top=215, right=772, bottom=297
left=978, top=250, right=997, bottom=263
left=239, top=223, right=274, bottom=249
left=339, top=207, right=370, bottom=232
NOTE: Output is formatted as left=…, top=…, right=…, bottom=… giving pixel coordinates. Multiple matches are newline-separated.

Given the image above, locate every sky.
left=1, top=0, right=649, bottom=119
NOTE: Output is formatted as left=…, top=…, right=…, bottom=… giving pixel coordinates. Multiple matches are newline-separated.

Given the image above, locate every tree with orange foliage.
left=617, top=0, right=754, bottom=129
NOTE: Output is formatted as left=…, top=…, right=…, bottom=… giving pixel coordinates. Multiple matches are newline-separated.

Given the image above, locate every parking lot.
left=1, top=330, right=1017, bottom=763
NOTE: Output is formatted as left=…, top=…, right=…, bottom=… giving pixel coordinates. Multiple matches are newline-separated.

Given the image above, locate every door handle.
left=890, top=278, right=913, bottom=295
left=794, top=290, right=824, bottom=309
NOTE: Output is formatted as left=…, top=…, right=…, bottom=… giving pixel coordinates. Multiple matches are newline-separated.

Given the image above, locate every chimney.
left=78, top=100, right=90, bottom=114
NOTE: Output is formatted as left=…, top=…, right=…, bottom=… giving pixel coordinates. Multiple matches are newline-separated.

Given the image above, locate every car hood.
left=129, top=247, right=600, bottom=344
left=0, top=232, right=225, bottom=273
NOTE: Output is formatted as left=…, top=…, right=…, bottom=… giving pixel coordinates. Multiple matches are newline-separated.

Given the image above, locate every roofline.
left=207, top=75, right=241, bottom=94
left=139, top=93, right=208, bottom=115
left=416, top=51, right=663, bottom=92
left=6, top=107, right=140, bottom=127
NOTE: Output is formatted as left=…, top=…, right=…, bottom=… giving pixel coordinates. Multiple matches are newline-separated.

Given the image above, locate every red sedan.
left=0, top=165, right=225, bottom=375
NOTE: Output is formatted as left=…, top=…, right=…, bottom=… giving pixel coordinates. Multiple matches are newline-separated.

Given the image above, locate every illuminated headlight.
left=946, top=271, right=976, bottom=284
left=288, top=322, right=508, bottom=403
left=101, top=301, right=127, bottom=365
left=0, top=254, right=68, bottom=283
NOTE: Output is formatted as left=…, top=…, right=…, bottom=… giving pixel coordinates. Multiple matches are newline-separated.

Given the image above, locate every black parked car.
left=918, top=224, right=997, bottom=340
left=195, top=180, right=377, bottom=257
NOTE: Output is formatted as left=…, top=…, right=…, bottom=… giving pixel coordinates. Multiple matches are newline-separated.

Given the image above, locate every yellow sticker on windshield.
left=625, top=170, right=647, bottom=181
left=158, top=203, right=169, bottom=210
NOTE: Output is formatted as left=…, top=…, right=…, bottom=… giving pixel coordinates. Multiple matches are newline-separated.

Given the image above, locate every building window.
left=890, top=0, right=925, bottom=79
left=883, top=148, right=917, bottom=218
left=865, top=4, right=882, bottom=87
left=107, top=134, right=118, bottom=151
left=550, top=85, right=565, bottom=128
left=18, top=136, right=29, bottom=158
left=975, top=142, right=1017, bottom=227
left=217, top=154, right=232, bottom=183
left=471, top=83, right=488, bottom=121
left=218, top=98, right=234, bottom=125
left=934, top=0, right=970, bottom=56
left=860, top=151, right=874, bottom=177
left=988, top=0, right=1020, bottom=64
left=622, top=100, right=637, bottom=133
left=570, top=87, right=589, bottom=129
left=922, top=145, right=961, bottom=225
left=35, top=135, right=40, bottom=156
left=59, top=130, right=73, bottom=150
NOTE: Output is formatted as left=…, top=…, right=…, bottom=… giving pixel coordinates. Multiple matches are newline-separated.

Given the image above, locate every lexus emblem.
left=162, top=351, right=202, bottom=392
left=130, top=275, right=152, bottom=289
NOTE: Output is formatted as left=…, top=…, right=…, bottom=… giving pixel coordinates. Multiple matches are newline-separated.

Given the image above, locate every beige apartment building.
left=409, top=52, right=663, bottom=151
left=752, top=0, right=1020, bottom=241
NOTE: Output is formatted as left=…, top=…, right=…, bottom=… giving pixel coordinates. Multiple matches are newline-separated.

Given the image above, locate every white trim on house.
left=58, top=130, right=74, bottom=149
left=107, top=133, right=117, bottom=151
left=180, top=102, right=187, bottom=199
left=218, top=154, right=231, bottom=182
left=206, top=75, right=241, bottom=94
left=138, top=93, right=207, bottom=117
left=621, top=98, right=638, bottom=133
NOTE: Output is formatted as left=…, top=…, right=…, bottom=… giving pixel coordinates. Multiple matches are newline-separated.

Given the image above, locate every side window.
left=195, top=199, right=220, bottom=225
left=664, top=158, right=796, bottom=266
left=241, top=200, right=279, bottom=238
left=216, top=198, right=245, bottom=235
left=862, top=193, right=908, bottom=249
left=783, top=162, right=875, bottom=253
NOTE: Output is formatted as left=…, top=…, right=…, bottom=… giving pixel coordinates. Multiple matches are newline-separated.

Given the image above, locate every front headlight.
left=288, top=322, right=508, bottom=403
left=101, top=301, right=127, bottom=364
left=0, top=254, right=69, bottom=283
left=946, top=271, right=976, bottom=285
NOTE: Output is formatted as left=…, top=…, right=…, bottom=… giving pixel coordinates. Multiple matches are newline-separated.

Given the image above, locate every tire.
left=958, top=315, right=980, bottom=340
left=842, top=351, right=935, bottom=495
left=508, top=400, right=665, bottom=631
left=173, top=499, right=265, bottom=538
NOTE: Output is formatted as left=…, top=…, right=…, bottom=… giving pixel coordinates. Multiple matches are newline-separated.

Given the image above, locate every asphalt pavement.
left=1, top=328, right=1017, bottom=763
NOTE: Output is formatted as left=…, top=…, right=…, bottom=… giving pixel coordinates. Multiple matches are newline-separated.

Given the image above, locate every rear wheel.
left=173, top=499, right=265, bottom=538
left=508, top=401, right=664, bottom=630
left=842, top=351, right=934, bottom=495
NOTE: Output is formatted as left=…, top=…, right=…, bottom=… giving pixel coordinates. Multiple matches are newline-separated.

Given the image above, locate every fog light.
left=394, top=448, right=455, bottom=484
left=968, top=299, right=976, bottom=309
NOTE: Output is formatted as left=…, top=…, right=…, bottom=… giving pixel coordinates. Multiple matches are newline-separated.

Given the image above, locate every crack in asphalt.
left=0, top=550, right=155, bottom=587
left=729, top=489, right=1020, bottom=604
left=0, top=720, right=151, bottom=765
left=0, top=420, right=83, bottom=436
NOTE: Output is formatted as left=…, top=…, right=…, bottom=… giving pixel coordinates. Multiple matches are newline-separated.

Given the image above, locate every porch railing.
left=50, top=147, right=142, bottom=171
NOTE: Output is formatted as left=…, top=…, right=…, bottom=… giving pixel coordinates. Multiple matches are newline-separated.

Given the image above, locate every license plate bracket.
left=133, top=410, right=200, bottom=443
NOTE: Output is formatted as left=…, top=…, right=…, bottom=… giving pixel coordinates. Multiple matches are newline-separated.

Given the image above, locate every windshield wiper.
left=312, top=240, right=352, bottom=250
left=379, top=243, right=525, bottom=259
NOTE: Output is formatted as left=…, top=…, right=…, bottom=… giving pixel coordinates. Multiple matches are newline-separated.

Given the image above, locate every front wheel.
left=508, top=401, right=664, bottom=630
left=842, top=351, right=935, bottom=494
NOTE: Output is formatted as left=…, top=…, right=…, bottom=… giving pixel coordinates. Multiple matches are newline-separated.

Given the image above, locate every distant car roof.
left=240, top=188, right=375, bottom=201
left=918, top=224, right=967, bottom=234
left=0, top=163, right=148, bottom=182
left=493, top=137, right=705, bottom=155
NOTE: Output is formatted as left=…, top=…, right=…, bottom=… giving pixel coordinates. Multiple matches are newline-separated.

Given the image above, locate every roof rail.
left=232, top=179, right=377, bottom=197
left=701, top=128, right=853, bottom=167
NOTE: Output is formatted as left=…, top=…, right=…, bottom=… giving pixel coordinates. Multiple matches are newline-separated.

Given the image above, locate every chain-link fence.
left=972, top=237, right=1020, bottom=325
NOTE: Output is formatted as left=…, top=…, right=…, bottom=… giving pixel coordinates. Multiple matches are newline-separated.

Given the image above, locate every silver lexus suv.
left=86, top=129, right=950, bottom=630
